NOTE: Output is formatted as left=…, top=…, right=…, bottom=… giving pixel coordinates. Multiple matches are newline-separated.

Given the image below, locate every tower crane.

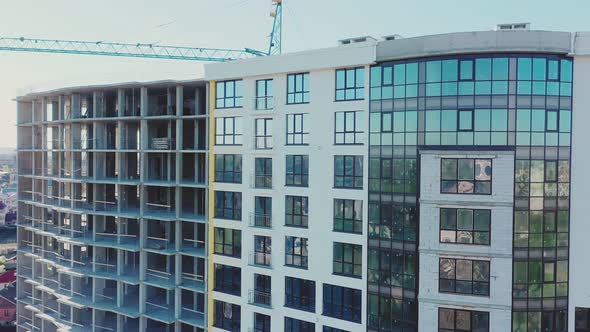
left=0, top=0, right=282, bottom=62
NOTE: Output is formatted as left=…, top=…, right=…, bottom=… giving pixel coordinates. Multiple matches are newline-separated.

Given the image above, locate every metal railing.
left=182, top=271, right=205, bottom=283
left=249, top=213, right=272, bottom=228
left=248, top=289, right=272, bottom=307
left=93, top=261, right=117, bottom=274
left=182, top=238, right=206, bottom=251
left=146, top=268, right=174, bottom=284
left=146, top=236, right=172, bottom=251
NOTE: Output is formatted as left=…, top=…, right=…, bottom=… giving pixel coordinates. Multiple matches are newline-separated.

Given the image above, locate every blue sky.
left=1, top=0, right=589, bottom=147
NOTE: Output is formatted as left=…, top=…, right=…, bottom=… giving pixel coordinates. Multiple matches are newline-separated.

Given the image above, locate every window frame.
left=287, top=72, right=310, bottom=104
left=213, top=227, right=242, bottom=258
left=215, top=116, right=243, bottom=145
left=285, top=155, right=309, bottom=187
left=334, top=155, right=363, bottom=189
left=284, top=277, right=315, bottom=312
left=439, top=208, right=491, bottom=245
left=334, top=111, right=364, bottom=145
left=438, top=307, right=490, bottom=332
left=322, top=283, right=362, bottom=323
left=215, top=80, right=243, bottom=109
left=254, top=157, right=272, bottom=189
left=333, top=242, right=362, bottom=278
left=335, top=67, right=365, bottom=101
left=285, top=236, right=308, bottom=269
left=256, top=78, right=274, bottom=110
left=255, top=118, right=273, bottom=149
left=254, top=235, right=272, bottom=266
left=545, top=109, right=559, bottom=132
left=213, top=263, right=241, bottom=296
left=286, top=113, right=309, bottom=145
left=457, top=109, right=474, bottom=132
left=333, top=199, right=363, bottom=234
left=440, top=158, right=493, bottom=195
left=214, top=191, right=242, bottom=220
left=285, top=317, right=315, bottom=332
left=213, top=300, right=241, bottom=331
left=214, top=154, right=242, bottom=184
left=439, top=257, right=490, bottom=296
left=285, top=195, right=309, bottom=228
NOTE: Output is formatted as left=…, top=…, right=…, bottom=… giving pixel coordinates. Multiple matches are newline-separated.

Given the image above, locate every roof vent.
left=338, top=36, right=376, bottom=46
left=382, top=34, right=403, bottom=41
left=495, top=23, right=531, bottom=31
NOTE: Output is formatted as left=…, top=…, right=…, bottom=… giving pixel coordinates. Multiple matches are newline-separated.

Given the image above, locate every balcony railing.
left=248, top=289, right=272, bottom=307
left=145, top=236, right=173, bottom=251
left=249, top=252, right=271, bottom=267
left=255, top=96, right=274, bottom=111
left=249, top=213, right=272, bottom=228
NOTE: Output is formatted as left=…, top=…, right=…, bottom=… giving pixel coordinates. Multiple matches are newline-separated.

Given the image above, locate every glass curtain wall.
left=368, top=54, right=573, bottom=332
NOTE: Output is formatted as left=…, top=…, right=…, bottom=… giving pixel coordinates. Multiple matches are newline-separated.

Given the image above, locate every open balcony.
left=93, top=247, right=117, bottom=276
left=146, top=152, right=176, bottom=184
left=122, top=88, right=141, bottom=117
left=180, top=289, right=205, bottom=328
left=145, top=286, right=175, bottom=323
left=180, top=255, right=205, bottom=292
left=180, top=188, right=206, bottom=221
left=120, top=185, right=141, bottom=217
left=120, top=251, right=140, bottom=284
left=145, top=219, right=175, bottom=253
left=181, top=222, right=206, bottom=257
left=147, top=87, right=176, bottom=117
left=145, top=252, right=176, bottom=288
left=94, top=310, right=117, bottom=332
left=94, top=279, right=117, bottom=310
left=120, top=283, right=140, bottom=316
left=180, top=153, right=207, bottom=186
left=145, top=186, right=176, bottom=220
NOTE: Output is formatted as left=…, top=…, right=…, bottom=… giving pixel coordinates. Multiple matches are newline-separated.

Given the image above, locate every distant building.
left=0, top=282, right=15, bottom=327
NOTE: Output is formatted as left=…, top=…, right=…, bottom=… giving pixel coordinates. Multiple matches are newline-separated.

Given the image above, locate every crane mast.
left=0, top=0, right=283, bottom=62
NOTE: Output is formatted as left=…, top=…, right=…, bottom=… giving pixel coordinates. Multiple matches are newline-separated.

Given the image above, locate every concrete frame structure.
left=16, top=81, right=209, bottom=332
left=14, top=28, right=590, bottom=332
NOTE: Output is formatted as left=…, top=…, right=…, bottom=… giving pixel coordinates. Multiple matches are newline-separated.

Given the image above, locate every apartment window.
left=285, top=236, right=308, bottom=268
left=214, top=227, right=241, bottom=257
left=254, top=236, right=271, bottom=266
left=285, top=195, right=308, bottom=228
left=214, top=264, right=241, bottom=296
left=287, top=72, right=310, bottom=104
left=256, top=79, right=274, bottom=110
left=216, top=80, right=243, bottom=109
left=214, top=300, right=240, bottom=332
left=322, top=284, right=362, bottom=323
left=286, top=113, right=309, bottom=145
left=438, top=308, right=490, bottom=332
left=285, top=317, right=315, bottom=332
left=286, top=155, right=309, bottom=187
left=214, top=154, right=242, bottom=183
left=458, top=109, right=474, bottom=131
left=285, top=276, right=315, bottom=312
left=441, top=158, right=492, bottom=194
left=255, top=313, right=271, bottom=332
left=576, top=307, right=590, bottom=332
left=255, top=118, right=273, bottom=149
left=214, top=191, right=242, bottom=220
left=440, top=208, right=491, bottom=245
left=324, top=327, right=349, bottom=332
left=335, top=111, right=364, bottom=144
left=255, top=158, right=272, bottom=189
left=215, top=117, right=243, bottom=145
left=333, top=242, right=362, bottom=278
left=336, top=67, right=365, bottom=101
left=255, top=273, right=272, bottom=294
left=334, top=155, right=363, bottom=189
left=439, top=258, right=490, bottom=296
left=254, top=196, right=272, bottom=226
left=334, top=199, right=362, bottom=234
left=546, top=109, right=559, bottom=132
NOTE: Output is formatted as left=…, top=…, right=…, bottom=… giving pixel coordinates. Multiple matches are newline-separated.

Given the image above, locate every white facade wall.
left=418, top=150, right=514, bottom=331
left=211, top=44, right=373, bottom=331
left=569, top=54, right=590, bottom=331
